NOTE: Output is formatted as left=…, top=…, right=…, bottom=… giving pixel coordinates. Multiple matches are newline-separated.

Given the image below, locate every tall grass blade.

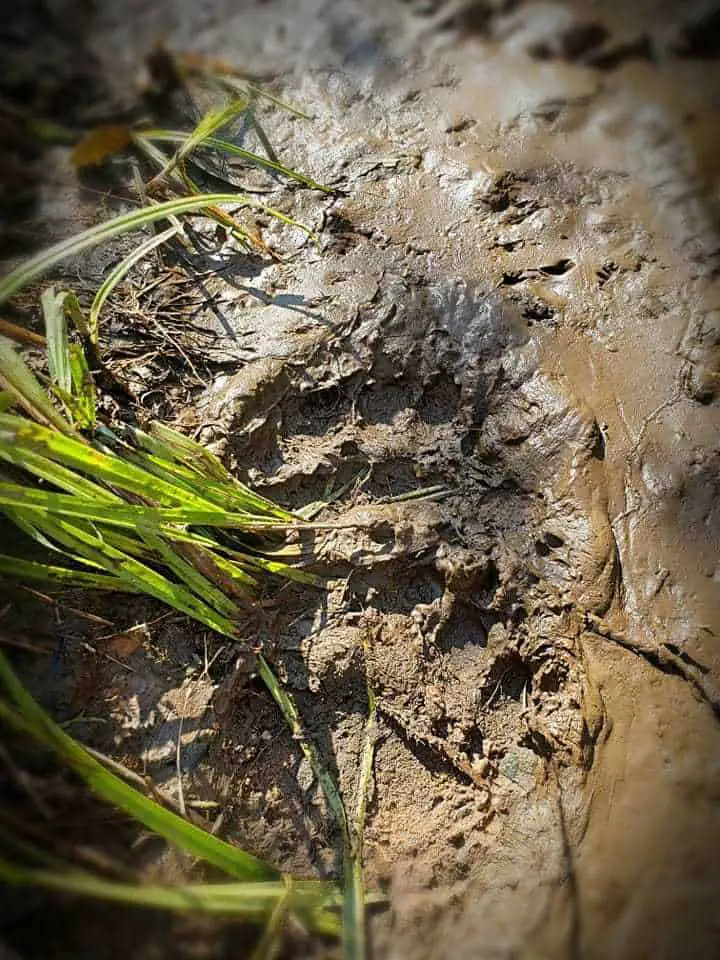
left=0, top=554, right=140, bottom=591
left=0, top=858, right=338, bottom=927
left=40, top=288, right=96, bottom=428
left=0, top=481, right=292, bottom=531
left=221, top=77, right=311, bottom=119
left=0, top=413, right=222, bottom=508
left=61, top=290, right=93, bottom=342
left=139, top=131, right=331, bottom=192
left=0, top=194, right=298, bottom=306
left=250, top=880, right=293, bottom=960
left=137, top=525, right=238, bottom=616
left=258, top=656, right=350, bottom=844
left=150, top=98, right=248, bottom=186
left=66, top=340, right=96, bottom=429
left=0, top=340, right=73, bottom=434
left=19, top=511, right=239, bottom=634
left=146, top=422, right=295, bottom=519
left=0, top=438, right=119, bottom=502
left=42, top=287, right=71, bottom=395
left=90, top=224, right=178, bottom=341
left=246, top=109, right=279, bottom=163
left=344, top=676, right=378, bottom=960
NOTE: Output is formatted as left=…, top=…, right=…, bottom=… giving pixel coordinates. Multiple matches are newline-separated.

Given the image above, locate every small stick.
left=0, top=318, right=46, bottom=347
left=175, top=687, right=191, bottom=816
left=18, top=585, right=115, bottom=627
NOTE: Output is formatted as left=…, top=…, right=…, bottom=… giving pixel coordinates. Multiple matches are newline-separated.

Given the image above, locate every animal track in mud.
left=284, top=384, right=355, bottom=436
left=187, top=128, right=667, bottom=905
left=258, top=321, right=617, bottom=803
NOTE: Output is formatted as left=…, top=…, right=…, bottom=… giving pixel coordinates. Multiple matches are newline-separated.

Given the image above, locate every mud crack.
left=585, top=612, right=720, bottom=719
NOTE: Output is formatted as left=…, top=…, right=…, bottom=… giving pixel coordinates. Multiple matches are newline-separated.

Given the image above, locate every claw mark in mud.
left=376, top=699, right=495, bottom=795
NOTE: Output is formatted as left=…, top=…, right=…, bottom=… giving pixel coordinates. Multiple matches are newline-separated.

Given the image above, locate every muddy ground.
left=1, top=1, right=720, bottom=958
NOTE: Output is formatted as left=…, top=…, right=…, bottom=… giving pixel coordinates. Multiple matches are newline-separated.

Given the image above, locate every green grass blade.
left=132, top=136, right=188, bottom=191
left=246, top=109, right=279, bottom=163
left=137, top=526, right=239, bottom=616
left=151, top=97, right=248, bottom=186
left=90, top=224, right=178, bottom=342
left=0, top=481, right=292, bottom=532
left=62, top=289, right=92, bottom=341
left=42, top=287, right=71, bottom=395
left=148, top=421, right=294, bottom=518
left=0, top=340, right=73, bottom=433
left=0, top=857, right=337, bottom=924
left=134, top=422, right=294, bottom=520
left=148, top=420, right=235, bottom=481
left=239, top=79, right=312, bottom=119
left=241, top=554, right=322, bottom=587
left=257, top=656, right=350, bottom=840
left=344, top=677, right=378, bottom=960
left=0, top=554, right=139, bottom=591
left=121, top=421, right=230, bottom=483
left=39, top=290, right=96, bottom=429
left=0, top=194, right=278, bottom=306
left=17, top=511, right=239, bottom=634
left=67, top=342, right=96, bottom=429
left=0, top=413, right=217, bottom=508
left=250, top=880, right=293, bottom=960
left=0, top=503, right=66, bottom=554
left=0, top=437, right=119, bottom=501
left=140, top=131, right=331, bottom=193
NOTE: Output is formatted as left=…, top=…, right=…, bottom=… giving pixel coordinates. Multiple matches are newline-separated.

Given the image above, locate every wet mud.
left=2, top=1, right=720, bottom=958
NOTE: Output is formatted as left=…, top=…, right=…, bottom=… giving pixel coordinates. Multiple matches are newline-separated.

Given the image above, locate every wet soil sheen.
left=2, top=1, right=720, bottom=958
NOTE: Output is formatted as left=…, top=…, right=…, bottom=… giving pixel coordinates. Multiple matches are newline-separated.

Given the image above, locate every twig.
left=200, top=635, right=225, bottom=681
left=84, top=746, right=188, bottom=818
left=0, top=633, right=52, bottom=655
left=17, top=585, right=115, bottom=627
left=0, top=318, right=46, bottom=347
left=175, top=687, right=191, bottom=817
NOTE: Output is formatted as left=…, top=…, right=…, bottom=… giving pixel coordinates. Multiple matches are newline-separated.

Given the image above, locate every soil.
left=1, top=1, right=720, bottom=958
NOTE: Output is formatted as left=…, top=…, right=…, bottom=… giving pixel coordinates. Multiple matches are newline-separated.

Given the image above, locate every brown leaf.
left=71, top=125, right=132, bottom=168
left=102, top=623, right=151, bottom=659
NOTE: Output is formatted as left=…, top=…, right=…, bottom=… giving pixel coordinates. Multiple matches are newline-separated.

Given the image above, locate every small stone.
left=472, top=757, right=491, bottom=778
left=296, top=758, right=315, bottom=793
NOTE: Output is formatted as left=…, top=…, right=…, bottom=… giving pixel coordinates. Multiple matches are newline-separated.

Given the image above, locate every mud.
left=2, top=1, right=720, bottom=958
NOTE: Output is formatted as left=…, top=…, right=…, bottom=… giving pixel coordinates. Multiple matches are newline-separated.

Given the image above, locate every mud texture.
left=2, top=1, right=720, bottom=959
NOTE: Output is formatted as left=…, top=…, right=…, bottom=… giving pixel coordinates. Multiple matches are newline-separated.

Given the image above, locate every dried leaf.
left=71, top=125, right=133, bottom=168
left=102, top=623, right=151, bottom=659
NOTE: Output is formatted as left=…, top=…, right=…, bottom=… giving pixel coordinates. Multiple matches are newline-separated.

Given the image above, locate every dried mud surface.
left=2, top=2, right=720, bottom=959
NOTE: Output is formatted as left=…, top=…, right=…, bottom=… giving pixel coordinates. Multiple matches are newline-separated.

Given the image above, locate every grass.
left=0, top=193, right=316, bottom=343
left=0, top=55, right=374, bottom=959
